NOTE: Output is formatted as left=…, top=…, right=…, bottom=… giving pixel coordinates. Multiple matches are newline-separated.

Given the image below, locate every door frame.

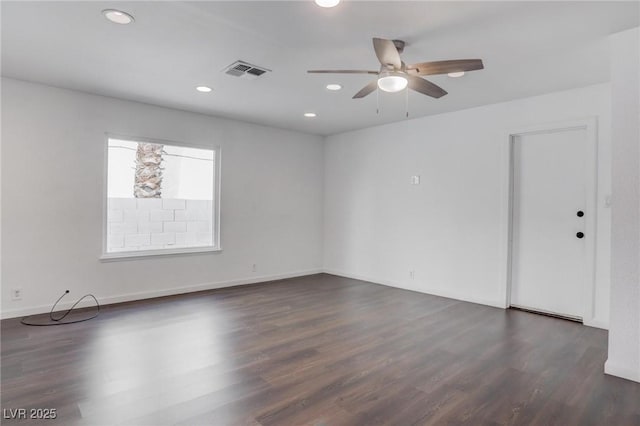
left=498, top=117, right=598, bottom=325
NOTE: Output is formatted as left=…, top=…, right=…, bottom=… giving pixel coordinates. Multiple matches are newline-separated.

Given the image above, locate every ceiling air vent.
left=223, top=60, right=271, bottom=79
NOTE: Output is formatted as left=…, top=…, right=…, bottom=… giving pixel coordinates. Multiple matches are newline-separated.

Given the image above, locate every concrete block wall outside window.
left=107, top=198, right=213, bottom=252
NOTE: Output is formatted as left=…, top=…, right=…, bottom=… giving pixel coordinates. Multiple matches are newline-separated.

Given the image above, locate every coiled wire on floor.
left=20, top=290, right=100, bottom=326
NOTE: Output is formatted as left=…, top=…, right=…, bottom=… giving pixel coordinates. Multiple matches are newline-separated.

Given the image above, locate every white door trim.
left=498, top=117, right=599, bottom=326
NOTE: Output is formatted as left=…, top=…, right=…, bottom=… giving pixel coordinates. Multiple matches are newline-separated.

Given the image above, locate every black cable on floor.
left=20, top=290, right=100, bottom=326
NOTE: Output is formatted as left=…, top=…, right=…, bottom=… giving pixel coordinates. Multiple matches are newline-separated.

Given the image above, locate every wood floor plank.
left=2, top=274, right=639, bottom=425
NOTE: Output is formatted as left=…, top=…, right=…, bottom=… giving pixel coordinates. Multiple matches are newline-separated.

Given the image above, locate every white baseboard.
left=324, top=269, right=609, bottom=330
left=4, top=268, right=612, bottom=333
left=604, top=359, right=640, bottom=383
left=1, top=269, right=323, bottom=319
left=323, top=269, right=506, bottom=309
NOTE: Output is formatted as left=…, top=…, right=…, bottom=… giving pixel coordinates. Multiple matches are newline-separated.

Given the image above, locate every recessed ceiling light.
left=314, top=0, right=340, bottom=8
left=448, top=71, right=465, bottom=78
left=326, top=84, right=342, bottom=91
left=304, top=112, right=317, bottom=118
left=196, top=86, right=212, bottom=93
left=102, top=9, right=135, bottom=25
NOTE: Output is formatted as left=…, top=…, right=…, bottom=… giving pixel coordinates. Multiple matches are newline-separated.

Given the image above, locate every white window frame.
left=100, top=133, right=221, bottom=261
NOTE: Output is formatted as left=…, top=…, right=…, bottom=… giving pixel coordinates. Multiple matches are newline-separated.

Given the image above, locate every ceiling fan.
left=308, top=38, right=484, bottom=99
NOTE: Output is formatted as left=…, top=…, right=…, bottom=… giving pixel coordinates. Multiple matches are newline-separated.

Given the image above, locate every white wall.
left=605, top=27, right=640, bottom=383
left=324, top=83, right=612, bottom=328
left=1, top=78, right=324, bottom=318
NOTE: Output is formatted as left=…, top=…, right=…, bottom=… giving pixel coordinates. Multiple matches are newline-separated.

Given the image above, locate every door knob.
left=577, top=210, right=584, bottom=217
left=576, top=232, right=584, bottom=239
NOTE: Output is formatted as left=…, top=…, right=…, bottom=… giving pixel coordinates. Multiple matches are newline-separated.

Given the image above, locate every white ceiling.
left=2, top=1, right=638, bottom=136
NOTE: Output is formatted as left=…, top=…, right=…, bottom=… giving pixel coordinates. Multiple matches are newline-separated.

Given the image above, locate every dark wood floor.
left=2, top=274, right=639, bottom=425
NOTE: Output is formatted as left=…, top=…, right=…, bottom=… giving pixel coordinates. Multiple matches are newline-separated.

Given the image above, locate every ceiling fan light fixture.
left=448, top=71, right=465, bottom=78
left=314, top=0, right=340, bottom=7
left=377, top=73, right=408, bottom=93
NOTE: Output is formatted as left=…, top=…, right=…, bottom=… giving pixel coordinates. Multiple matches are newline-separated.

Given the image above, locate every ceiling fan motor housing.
left=392, top=39, right=405, bottom=54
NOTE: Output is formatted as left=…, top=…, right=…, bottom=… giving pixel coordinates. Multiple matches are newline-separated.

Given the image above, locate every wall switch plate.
left=409, top=270, right=415, bottom=280
left=252, top=264, right=257, bottom=272
left=11, top=288, right=22, bottom=301
left=411, top=176, right=420, bottom=185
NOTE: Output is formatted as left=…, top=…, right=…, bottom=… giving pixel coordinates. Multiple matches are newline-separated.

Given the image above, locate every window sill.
left=100, top=246, right=222, bottom=262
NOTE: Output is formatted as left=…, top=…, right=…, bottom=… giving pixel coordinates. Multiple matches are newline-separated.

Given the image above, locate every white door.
left=510, top=128, right=588, bottom=319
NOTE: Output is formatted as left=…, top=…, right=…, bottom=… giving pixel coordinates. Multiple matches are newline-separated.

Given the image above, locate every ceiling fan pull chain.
left=376, top=88, right=380, bottom=114
left=405, top=87, right=409, bottom=118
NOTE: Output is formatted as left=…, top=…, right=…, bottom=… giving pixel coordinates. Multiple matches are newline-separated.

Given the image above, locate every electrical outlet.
left=409, top=270, right=415, bottom=280
left=252, top=264, right=257, bottom=272
left=11, top=288, right=22, bottom=301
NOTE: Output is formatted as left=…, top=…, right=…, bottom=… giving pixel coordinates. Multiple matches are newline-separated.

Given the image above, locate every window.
left=103, top=135, right=220, bottom=259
